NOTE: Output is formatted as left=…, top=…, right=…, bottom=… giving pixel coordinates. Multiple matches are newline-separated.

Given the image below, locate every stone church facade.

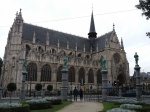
left=1, top=9, right=129, bottom=92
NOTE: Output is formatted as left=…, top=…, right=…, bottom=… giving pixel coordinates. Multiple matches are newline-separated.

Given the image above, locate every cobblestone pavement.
left=57, top=101, right=103, bottom=112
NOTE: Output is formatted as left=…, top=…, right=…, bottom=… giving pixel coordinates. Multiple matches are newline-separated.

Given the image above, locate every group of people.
left=73, top=87, right=83, bottom=101
left=2, top=90, right=7, bottom=98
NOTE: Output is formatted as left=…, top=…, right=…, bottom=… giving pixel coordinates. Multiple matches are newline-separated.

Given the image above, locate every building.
left=130, top=72, right=150, bottom=92
left=1, top=9, right=129, bottom=92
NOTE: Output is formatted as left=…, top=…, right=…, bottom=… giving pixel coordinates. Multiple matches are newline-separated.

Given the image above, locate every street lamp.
left=29, top=74, right=32, bottom=97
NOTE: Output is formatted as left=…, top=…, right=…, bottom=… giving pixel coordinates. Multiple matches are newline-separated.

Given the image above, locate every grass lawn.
left=102, top=101, right=117, bottom=112
left=31, top=101, right=72, bottom=112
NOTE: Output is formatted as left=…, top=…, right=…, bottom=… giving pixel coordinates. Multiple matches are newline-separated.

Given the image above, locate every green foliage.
left=50, top=99, right=62, bottom=105
left=30, top=101, right=71, bottom=112
left=7, top=83, right=16, bottom=92
left=102, top=101, right=117, bottom=111
left=28, top=102, right=51, bottom=110
left=47, top=85, right=53, bottom=91
left=35, top=84, right=42, bottom=91
left=136, top=0, right=150, bottom=20
left=7, top=82, right=17, bottom=103
left=0, top=105, right=30, bottom=112
left=136, top=0, right=150, bottom=38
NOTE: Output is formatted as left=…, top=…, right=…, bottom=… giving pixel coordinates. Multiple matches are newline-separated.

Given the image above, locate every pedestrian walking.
left=73, top=87, right=78, bottom=101
left=79, top=88, right=83, bottom=101
left=3, top=90, right=7, bottom=98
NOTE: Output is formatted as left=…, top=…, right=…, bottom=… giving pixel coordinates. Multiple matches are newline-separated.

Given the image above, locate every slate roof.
left=22, top=23, right=113, bottom=52
left=96, top=31, right=113, bottom=50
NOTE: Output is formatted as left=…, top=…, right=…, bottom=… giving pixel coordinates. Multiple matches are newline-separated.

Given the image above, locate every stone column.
left=61, top=68, right=68, bottom=100
left=20, top=71, right=27, bottom=100
left=134, top=64, right=141, bottom=101
left=102, top=70, right=108, bottom=101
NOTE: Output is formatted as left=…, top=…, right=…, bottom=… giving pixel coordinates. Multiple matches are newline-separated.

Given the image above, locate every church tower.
left=88, top=11, right=97, bottom=52
left=11, top=9, right=23, bottom=45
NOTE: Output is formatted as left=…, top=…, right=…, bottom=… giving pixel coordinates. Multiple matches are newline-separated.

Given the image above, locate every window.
left=97, top=69, right=102, bottom=84
left=68, top=67, right=75, bottom=82
left=57, top=66, right=63, bottom=82
left=26, top=63, right=37, bottom=81
left=88, top=69, right=94, bottom=83
left=26, top=45, right=31, bottom=56
left=78, top=67, right=85, bottom=84
left=41, top=64, right=51, bottom=82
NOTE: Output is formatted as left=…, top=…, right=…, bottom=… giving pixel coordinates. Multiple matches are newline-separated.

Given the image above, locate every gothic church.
left=1, top=9, right=129, bottom=92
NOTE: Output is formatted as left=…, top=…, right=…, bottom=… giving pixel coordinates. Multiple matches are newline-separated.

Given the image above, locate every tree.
left=136, top=0, right=150, bottom=37
left=35, top=83, right=42, bottom=98
left=47, top=85, right=53, bottom=97
left=7, top=82, right=16, bottom=103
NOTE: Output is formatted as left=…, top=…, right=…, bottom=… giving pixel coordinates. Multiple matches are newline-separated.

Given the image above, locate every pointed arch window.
left=26, top=63, right=37, bottom=81
left=97, top=69, right=102, bottom=84
left=88, top=69, right=94, bottom=83
left=57, top=66, right=62, bottom=82
left=26, top=45, right=31, bottom=57
left=68, top=67, right=75, bottom=82
left=78, top=68, right=85, bottom=84
left=41, top=64, right=51, bottom=82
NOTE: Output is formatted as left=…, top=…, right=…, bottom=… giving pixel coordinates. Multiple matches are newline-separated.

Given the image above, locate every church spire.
left=121, top=37, right=124, bottom=51
left=88, top=11, right=97, bottom=38
left=88, top=11, right=97, bottom=52
left=33, top=31, right=36, bottom=44
left=46, top=31, right=49, bottom=45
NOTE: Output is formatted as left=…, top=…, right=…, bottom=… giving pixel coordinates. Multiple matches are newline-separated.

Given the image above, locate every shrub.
left=27, top=102, right=51, bottom=110
left=119, top=98, right=139, bottom=104
left=0, top=102, right=22, bottom=108
left=7, top=82, right=17, bottom=103
left=51, top=99, right=62, bottom=105
left=107, top=108, right=136, bottom=112
left=26, top=99, right=47, bottom=103
left=120, top=104, right=142, bottom=109
left=35, top=83, right=42, bottom=91
left=0, top=104, right=30, bottom=112
left=47, top=85, right=53, bottom=96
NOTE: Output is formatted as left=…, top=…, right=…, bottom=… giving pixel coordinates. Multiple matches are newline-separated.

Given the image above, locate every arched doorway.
left=117, top=73, right=125, bottom=86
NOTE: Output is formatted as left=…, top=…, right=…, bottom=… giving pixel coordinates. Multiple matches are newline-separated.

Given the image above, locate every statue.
left=23, top=58, right=27, bottom=72
left=63, top=57, right=68, bottom=69
left=101, top=57, right=106, bottom=70
left=134, top=52, right=139, bottom=65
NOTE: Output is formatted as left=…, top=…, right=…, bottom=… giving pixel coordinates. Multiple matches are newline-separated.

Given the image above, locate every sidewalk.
left=57, top=101, right=103, bottom=112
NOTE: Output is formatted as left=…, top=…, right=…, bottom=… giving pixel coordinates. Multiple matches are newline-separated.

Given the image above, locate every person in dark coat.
left=73, top=87, right=78, bottom=101
left=3, top=90, right=7, bottom=98
left=79, top=88, right=83, bottom=101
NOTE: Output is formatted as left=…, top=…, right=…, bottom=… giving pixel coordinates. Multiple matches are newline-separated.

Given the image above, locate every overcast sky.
left=0, top=0, right=150, bottom=76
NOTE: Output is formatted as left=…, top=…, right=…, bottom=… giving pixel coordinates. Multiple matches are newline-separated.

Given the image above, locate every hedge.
left=27, top=102, right=51, bottom=110
left=0, top=105, right=30, bottom=112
